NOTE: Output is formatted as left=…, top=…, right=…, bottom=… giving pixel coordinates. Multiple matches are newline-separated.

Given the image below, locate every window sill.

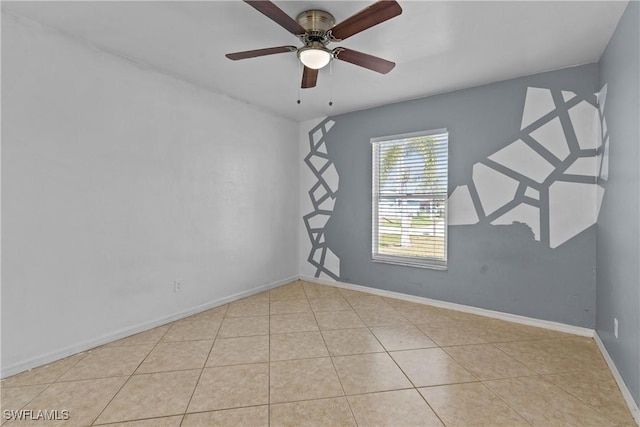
left=372, top=254, right=447, bottom=271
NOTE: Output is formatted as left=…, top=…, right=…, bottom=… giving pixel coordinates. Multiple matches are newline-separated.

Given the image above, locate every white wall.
left=1, top=13, right=299, bottom=375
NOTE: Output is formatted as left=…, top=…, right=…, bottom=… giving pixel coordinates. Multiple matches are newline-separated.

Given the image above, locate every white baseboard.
left=299, top=275, right=594, bottom=337
left=594, top=333, right=640, bottom=425
left=1, top=275, right=296, bottom=379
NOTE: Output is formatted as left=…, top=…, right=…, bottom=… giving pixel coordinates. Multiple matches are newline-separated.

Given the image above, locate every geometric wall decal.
left=488, top=139, right=556, bottom=183
left=448, top=185, right=479, bottom=226
left=316, top=140, right=328, bottom=154
left=595, top=83, right=609, bottom=222
left=549, top=181, right=598, bottom=248
left=312, top=128, right=323, bottom=144
left=304, top=118, right=340, bottom=279
left=596, top=184, right=605, bottom=221
left=569, top=100, right=600, bottom=150
left=599, top=137, right=610, bottom=180
left=597, top=83, right=608, bottom=113
left=530, top=117, right=571, bottom=161
left=521, top=87, right=556, bottom=129
left=564, top=156, right=599, bottom=176
left=449, top=85, right=604, bottom=249
left=308, top=154, right=329, bottom=172
left=491, top=203, right=541, bottom=240
left=562, top=90, right=577, bottom=102
left=472, top=162, right=520, bottom=216
left=306, top=211, right=331, bottom=230
left=322, top=163, right=340, bottom=191
left=323, top=248, right=341, bottom=280
left=524, top=186, right=540, bottom=200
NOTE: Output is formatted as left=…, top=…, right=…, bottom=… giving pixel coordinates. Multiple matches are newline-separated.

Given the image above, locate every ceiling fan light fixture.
left=298, top=46, right=332, bottom=69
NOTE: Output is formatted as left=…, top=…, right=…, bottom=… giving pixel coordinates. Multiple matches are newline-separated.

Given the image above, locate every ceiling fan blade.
left=301, top=67, right=318, bottom=88
left=333, top=48, right=395, bottom=74
left=330, top=1, right=402, bottom=41
left=244, top=1, right=307, bottom=36
left=226, top=46, right=297, bottom=61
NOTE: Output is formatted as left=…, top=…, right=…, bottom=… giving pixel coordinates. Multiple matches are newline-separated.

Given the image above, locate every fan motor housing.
left=296, top=10, right=335, bottom=34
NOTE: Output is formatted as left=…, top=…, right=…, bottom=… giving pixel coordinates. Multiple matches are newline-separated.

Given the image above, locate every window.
left=372, top=129, right=448, bottom=269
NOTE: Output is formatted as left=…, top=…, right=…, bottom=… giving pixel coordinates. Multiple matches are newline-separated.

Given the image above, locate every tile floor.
left=1, top=280, right=636, bottom=426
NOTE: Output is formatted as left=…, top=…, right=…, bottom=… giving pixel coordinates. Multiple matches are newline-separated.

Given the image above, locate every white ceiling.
left=3, top=1, right=628, bottom=121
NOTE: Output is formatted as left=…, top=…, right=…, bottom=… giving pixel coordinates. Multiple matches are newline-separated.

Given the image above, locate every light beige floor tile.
left=332, top=353, right=412, bottom=395
left=541, top=336, right=608, bottom=370
left=495, top=340, right=592, bottom=374
left=321, top=328, right=385, bottom=356
left=226, top=297, right=270, bottom=317
left=348, top=296, right=392, bottom=311
left=182, top=406, right=268, bottom=427
left=394, top=306, right=454, bottom=324
left=0, top=384, right=48, bottom=413
left=106, top=325, right=170, bottom=347
left=188, top=364, right=269, bottom=412
left=484, top=375, right=615, bottom=426
left=302, top=283, right=342, bottom=299
left=95, top=370, right=200, bottom=424
left=314, top=310, right=365, bottom=330
left=217, top=316, right=269, bottom=338
left=270, top=331, right=328, bottom=361
left=270, top=358, right=343, bottom=403
left=59, top=345, right=152, bottom=381
left=390, top=348, right=477, bottom=387
left=416, top=321, right=488, bottom=346
left=462, top=319, right=534, bottom=343
left=434, top=308, right=487, bottom=322
left=19, top=377, right=127, bottom=426
left=270, top=283, right=306, bottom=300
left=1, top=353, right=86, bottom=387
left=135, top=340, right=212, bottom=374
left=338, top=288, right=374, bottom=301
left=206, top=335, right=269, bottom=366
left=309, top=297, right=352, bottom=313
left=161, top=319, right=220, bottom=342
left=381, top=298, right=426, bottom=310
left=94, top=415, right=183, bottom=426
left=443, top=344, right=536, bottom=380
left=370, top=325, right=437, bottom=351
left=419, top=382, right=529, bottom=426
left=270, top=299, right=312, bottom=315
left=543, top=368, right=636, bottom=425
left=508, top=323, right=575, bottom=340
left=184, top=305, right=227, bottom=322
left=271, top=397, right=356, bottom=427
left=270, top=313, right=318, bottom=334
left=354, top=308, right=410, bottom=327
left=348, top=389, right=443, bottom=427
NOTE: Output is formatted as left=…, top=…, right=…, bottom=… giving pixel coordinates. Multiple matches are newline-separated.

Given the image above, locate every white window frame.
left=371, top=129, right=448, bottom=270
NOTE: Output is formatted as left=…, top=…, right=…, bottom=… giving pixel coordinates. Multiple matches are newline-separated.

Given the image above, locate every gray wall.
left=596, top=1, right=640, bottom=408
left=317, top=64, right=601, bottom=328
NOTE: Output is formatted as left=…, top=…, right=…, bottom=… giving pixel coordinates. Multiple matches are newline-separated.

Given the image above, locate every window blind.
left=372, top=130, right=448, bottom=269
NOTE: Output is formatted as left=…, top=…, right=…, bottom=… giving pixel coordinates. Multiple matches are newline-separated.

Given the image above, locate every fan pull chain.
left=297, top=60, right=302, bottom=104
left=328, top=61, right=333, bottom=107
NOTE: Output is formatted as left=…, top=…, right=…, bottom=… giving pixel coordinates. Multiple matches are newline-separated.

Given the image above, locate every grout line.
left=179, top=304, right=229, bottom=427
left=90, top=324, right=174, bottom=425
left=480, top=378, right=537, bottom=426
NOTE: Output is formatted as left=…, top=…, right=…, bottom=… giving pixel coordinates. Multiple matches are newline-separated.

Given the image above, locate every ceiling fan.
left=225, top=0, right=402, bottom=89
